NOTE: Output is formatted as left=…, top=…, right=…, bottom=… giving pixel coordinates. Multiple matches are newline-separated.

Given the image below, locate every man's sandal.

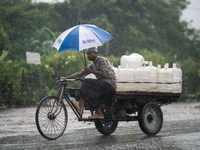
left=88, top=114, right=104, bottom=119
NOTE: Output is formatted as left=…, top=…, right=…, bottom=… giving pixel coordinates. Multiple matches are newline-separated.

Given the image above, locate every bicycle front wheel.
left=35, top=95, right=68, bottom=140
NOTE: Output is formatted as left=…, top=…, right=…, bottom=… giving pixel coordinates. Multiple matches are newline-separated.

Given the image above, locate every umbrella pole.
left=83, top=50, right=86, bottom=66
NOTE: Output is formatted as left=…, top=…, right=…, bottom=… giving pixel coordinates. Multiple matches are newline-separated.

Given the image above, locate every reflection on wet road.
left=0, top=120, right=200, bottom=150
left=0, top=103, right=200, bottom=149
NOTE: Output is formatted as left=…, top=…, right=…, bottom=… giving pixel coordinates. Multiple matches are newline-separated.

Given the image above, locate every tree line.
left=0, top=0, right=199, bottom=105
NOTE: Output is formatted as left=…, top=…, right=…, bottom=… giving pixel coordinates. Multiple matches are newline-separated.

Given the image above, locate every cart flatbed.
left=116, top=91, right=180, bottom=103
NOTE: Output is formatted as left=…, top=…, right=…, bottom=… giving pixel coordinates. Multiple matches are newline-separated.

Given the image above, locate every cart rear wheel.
left=95, top=120, right=118, bottom=135
left=35, top=96, right=68, bottom=140
left=138, top=102, right=163, bottom=135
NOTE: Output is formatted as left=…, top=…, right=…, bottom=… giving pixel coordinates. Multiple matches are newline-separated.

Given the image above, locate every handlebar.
left=57, top=77, right=83, bottom=82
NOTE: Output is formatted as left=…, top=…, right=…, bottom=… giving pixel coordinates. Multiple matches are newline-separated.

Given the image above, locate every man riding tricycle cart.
left=35, top=24, right=182, bottom=140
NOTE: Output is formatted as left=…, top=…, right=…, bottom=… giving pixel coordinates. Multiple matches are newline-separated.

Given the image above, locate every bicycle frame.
left=57, top=79, right=84, bottom=119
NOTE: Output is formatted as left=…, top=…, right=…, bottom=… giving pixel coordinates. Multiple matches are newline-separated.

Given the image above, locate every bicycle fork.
left=48, top=85, right=65, bottom=118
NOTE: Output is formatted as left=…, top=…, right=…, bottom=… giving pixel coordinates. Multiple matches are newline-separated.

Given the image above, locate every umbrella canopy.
left=53, top=24, right=114, bottom=52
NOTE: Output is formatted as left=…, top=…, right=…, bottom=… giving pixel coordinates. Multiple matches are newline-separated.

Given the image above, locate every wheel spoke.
left=35, top=96, right=68, bottom=140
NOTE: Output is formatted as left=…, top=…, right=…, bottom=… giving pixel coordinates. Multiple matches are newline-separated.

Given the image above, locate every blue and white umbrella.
left=53, top=24, right=114, bottom=52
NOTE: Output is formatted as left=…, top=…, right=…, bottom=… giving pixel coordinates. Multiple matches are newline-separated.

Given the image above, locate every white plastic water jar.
left=117, top=68, right=135, bottom=82
left=134, top=66, right=151, bottom=91
left=116, top=65, right=136, bottom=91
left=116, top=82, right=136, bottom=91
left=113, top=67, right=119, bottom=79
left=170, top=63, right=182, bottom=93
left=135, top=66, right=151, bottom=82
left=146, top=61, right=158, bottom=92
left=158, top=63, right=173, bottom=92
left=120, top=53, right=144, bottom=69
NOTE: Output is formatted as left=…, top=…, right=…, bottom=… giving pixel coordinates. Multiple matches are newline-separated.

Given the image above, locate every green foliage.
left=107, top=55, right=120, bottom=68
left=0, top=2, right=61, bottom=60
left=0, top=0, right=31, bottom=6
left=0, top=51, right=43, bottom=107
left=40, top=50, right=86, bottom=94
left=181, top=59, right=200, bottom=96
left=0, top=51, right=12, bottom=73
left=140, top=49, right=166, bottom=67
left=31, top=27, right=56, bottom=55
left=0, top=24, right=9, bottom=53
left=0, top=0, right=199, bottom=103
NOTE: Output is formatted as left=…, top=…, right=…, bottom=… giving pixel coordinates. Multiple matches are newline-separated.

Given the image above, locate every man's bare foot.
left=70, top=100, right=82, bottom=112
left=79, top=98, right=84, bottom=109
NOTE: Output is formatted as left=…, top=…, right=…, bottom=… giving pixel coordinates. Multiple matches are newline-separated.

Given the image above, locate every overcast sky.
left=32, top=0, right=200, bottom=30
left=181, top=0, right=200, bottom=29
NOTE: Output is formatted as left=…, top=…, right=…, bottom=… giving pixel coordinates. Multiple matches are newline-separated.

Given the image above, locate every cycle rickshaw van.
left=35, top=53, right=182, bottom=140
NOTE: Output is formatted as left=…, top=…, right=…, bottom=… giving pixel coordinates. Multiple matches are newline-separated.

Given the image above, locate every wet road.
left=0, top=103, right=200, bottom=150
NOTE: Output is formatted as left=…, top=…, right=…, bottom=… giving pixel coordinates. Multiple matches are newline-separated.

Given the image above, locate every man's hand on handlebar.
left=57, top=77, right=83, bottom=82
left=60, top=77, right=66, bottom=80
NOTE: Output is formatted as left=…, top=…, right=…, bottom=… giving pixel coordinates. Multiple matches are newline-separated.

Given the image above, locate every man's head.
left=88, top=47, right=98, bottom=53
left=86, top=47, right=98, bottom=61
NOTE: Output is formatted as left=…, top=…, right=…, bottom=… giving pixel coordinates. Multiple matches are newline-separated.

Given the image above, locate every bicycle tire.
left=35, top=95, right=68, bottom=140
left=94, top=120, right=118, bottom=135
